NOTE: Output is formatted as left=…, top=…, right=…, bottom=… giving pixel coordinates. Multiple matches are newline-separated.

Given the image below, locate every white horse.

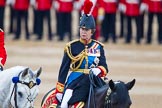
left=0, top=66, right=42, bottom=108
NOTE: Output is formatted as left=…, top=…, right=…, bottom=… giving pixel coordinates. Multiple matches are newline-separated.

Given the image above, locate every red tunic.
left=102, top=0, right=118, bottom=13
left=147, top=0, right=162, bottom=13
left=0, top=29, right=7, bottom=66
left=124, top=0, right=140, bottom=16
left=14, top=0, right=30, bottom=10
left=36, top=0, right=52, bottom=10
left=56, top=0, right=73, bottom=13
left=0, top=0, right=5, bottom=6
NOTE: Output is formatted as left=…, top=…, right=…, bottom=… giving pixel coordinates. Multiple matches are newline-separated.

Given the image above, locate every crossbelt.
left=74, top=69, right=91, bottom=74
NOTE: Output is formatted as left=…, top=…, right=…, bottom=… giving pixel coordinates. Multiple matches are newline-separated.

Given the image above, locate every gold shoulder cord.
left=65, top=44, right=88, bottom=71
left=84, top=45, right=88, bottom=69
left=93, top=39, right=104, bottom=47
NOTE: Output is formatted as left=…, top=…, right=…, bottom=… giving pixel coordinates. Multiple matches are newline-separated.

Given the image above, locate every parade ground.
left=5, top=39, right=162, bottom=108
left=3, top=7, right=162, bottom=108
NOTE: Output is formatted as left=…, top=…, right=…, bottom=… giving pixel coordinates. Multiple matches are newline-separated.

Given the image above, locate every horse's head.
left=108, top=79, right=136, bottom=108
left=10, top=67, right=42, bottom=108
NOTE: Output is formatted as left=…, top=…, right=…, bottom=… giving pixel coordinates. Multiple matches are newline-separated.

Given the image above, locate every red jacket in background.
left=124, top=0, right=140, bottom=16
left=0, top=29, right=7, bottom=66
left=147, top=0, right=162, bottom=13
left=36, top=0, right=52, bottom=10
left=56, top=0, right=74, bottom=13
left=0, top=0, right=5, bottom=7
left=14, top=0, right=30, bottom=10
left=102, top=0, right=118, bottom=14
left=119, top=0, right=125, bottom=3
left=91, top=0, right=103, bottom=18
left=142, top=0, right=147, bottom=3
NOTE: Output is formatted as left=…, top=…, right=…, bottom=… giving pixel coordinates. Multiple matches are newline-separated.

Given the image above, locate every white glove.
left=118, top=3, right=126, bottom=13
left=91, top=68, right=101, bottom=76
left=53, top=1, right=60, bottom=10
left=56, top=93, right=63, bottom=102
left=6, top=0, right=15, bottom=6
left=140, top=3, right=148, bottom=13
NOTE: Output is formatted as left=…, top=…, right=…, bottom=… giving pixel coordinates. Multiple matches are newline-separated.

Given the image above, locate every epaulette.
left=66, top=39, right=80, bottom=46
left=64, top=39, right=80, bottom=51
left=92, top=39, right=104, bottom=47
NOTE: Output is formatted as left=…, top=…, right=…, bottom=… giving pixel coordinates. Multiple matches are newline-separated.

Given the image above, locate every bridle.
left=9, top=72, right=38, bottom=108
left=105, top=88, right=112, bottom=108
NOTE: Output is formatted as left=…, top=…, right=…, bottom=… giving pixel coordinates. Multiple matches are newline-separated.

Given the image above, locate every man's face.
left=79, top=27, right=93, bottom=41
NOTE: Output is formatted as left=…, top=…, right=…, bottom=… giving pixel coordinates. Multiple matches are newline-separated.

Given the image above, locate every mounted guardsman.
left=41, top=0, right=109, bottom=108
left=0, top=28, right=7, bottom=71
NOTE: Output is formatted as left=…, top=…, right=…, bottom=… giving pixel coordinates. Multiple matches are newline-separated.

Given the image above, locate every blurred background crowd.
left=0, top=0, right=162, bottom=44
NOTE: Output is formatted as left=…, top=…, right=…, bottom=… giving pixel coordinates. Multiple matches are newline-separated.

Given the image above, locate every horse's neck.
left=0, top=66, right=26, bottom=88
left=0, top=67, right=22, bottom=83
left=0, top=71, right=15, bottom=106
left=0, top=66, right=26, bottom=104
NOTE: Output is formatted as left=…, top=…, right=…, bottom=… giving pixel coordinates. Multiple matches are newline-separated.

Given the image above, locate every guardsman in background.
left=124, top=0, right=142, bottom=44
left=146, top=0, right=162, bottom=44
left=30, top=0, right=38, bottom=36
left=35, top=0, right=53, bottom=41
left=73, top=0, right=84, bottom=37
left=101, top=0, right=118, bottom=43
left=0, top=28, right=7, bottom=71
left=90, top=0, right=103, bottom=40
left=118, top=0, right=126, bottom=38
left=13, top=0, right=30, bottom=40
left=6, top=0, right=16, bottom=34
left=139, top=0, right=148, bottom=39
left=0, top=0, right=6, bottom=29
left=54, top=0, right=74, bottom=41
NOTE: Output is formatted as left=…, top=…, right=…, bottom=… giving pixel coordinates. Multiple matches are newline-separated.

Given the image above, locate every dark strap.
left=14, top=83, right=18, bottom=108
left=87, top=70, right=96, bottom=108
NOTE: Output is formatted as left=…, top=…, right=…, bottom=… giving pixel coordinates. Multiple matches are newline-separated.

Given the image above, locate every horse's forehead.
left=28, top=70, right=35, bottom=78
left=21, top=69, right=36, bottom=82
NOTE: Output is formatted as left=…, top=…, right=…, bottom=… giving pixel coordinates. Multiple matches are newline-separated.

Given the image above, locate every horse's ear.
left=109, top=79, right=115, bottom=91
left=35, top=67, right=42, bottom=77
left=21, top=68, right=29, bottom=78
left=126, top=79, right=136, bottom=90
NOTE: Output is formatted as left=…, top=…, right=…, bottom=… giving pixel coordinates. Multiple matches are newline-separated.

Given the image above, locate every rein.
left=9, top=72, right=37, bottom=108
left=105, top=88, right=112, bottom=108
left=87, top=71, right=112, bottom=108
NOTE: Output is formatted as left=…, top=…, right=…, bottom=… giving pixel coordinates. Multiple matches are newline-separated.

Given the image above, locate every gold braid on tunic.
left=64, top=40, right=88, bottom=71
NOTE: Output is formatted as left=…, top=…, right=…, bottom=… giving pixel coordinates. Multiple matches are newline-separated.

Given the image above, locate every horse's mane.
left=0, top=66, right=28, bottom=82
left=1, top=66, right=27, bottom=74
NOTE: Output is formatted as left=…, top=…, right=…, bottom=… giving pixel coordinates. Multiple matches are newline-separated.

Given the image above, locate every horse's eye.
left=18, top=91, right=23, bottom=97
